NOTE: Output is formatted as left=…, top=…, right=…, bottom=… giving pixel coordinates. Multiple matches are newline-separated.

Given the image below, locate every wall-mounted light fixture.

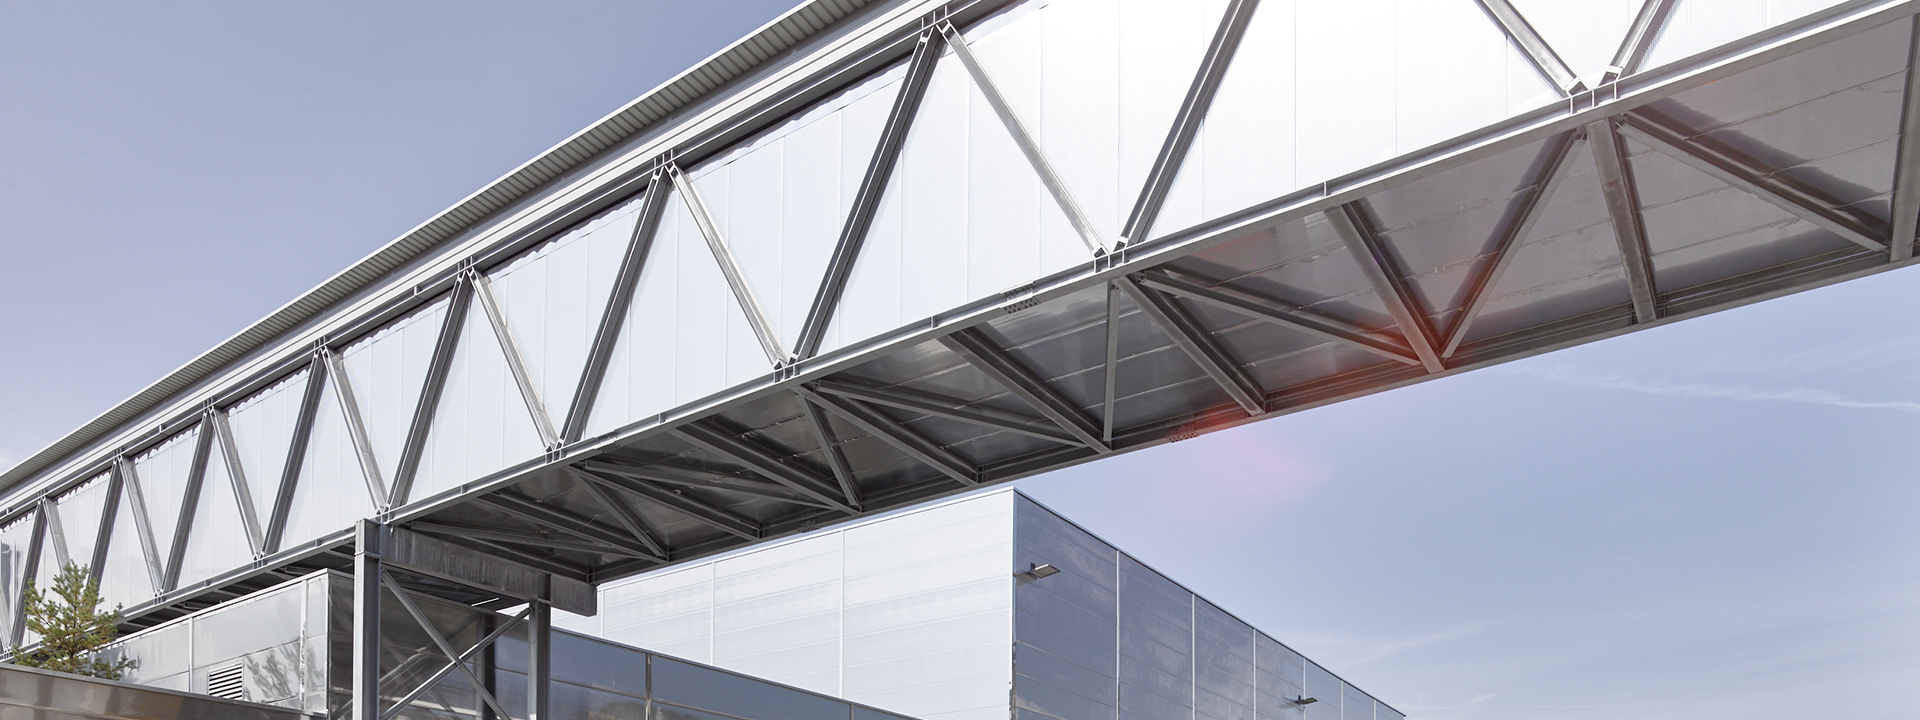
left=1292, top=696, right=1318, bottom=705
left=1016, top=562, right=1060, bottom=580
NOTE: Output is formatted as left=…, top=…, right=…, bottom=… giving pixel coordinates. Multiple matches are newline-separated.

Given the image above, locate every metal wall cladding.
left=594, top=492, right=1017, bottom=720
left=103, top=572, right=332, bottom=711
left=1010, top=494, right=1400, bottom=720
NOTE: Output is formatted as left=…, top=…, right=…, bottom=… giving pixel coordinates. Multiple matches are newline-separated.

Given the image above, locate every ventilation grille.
left=207, top=663, right=247, bottom=701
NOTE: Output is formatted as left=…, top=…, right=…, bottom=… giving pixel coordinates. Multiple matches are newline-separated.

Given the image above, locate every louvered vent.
left=207, top=663, right=247, bottom=701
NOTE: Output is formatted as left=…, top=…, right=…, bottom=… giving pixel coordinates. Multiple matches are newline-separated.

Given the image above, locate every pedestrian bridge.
left=0, top=0, right=1913, bottom=641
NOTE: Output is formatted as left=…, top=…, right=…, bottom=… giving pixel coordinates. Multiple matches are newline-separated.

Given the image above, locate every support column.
left=527, top=594, right=552, bottom=720
left=352, top=521, right=385, bottom=720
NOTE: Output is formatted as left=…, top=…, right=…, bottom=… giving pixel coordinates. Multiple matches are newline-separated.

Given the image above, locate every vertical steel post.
left=528, top=593, right=552, bottom=720
left=352, top=521, right=385, bottom=720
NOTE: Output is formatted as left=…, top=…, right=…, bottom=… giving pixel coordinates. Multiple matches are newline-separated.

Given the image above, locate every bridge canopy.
left=0, top=0, right=1913, bottom=637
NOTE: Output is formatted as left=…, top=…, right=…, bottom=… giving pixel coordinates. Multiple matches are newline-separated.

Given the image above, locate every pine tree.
left=10, top=563, right=134, bottom=679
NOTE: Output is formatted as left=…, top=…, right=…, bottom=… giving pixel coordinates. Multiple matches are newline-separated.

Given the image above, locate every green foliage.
left=10, top=563, right=134, bottom=679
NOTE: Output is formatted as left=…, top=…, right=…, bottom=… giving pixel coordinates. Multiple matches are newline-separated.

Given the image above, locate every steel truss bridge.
left=2, top=1, right=1917, bottom=713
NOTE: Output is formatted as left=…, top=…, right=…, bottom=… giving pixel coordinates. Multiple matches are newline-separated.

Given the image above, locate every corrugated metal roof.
left=0, top=0, right=873, bottom=494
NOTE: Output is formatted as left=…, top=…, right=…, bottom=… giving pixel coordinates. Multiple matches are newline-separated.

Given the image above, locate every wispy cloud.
left=1294, top=624, right=1483, bottom=667
left=1497, top=364, right=1920, bottom=413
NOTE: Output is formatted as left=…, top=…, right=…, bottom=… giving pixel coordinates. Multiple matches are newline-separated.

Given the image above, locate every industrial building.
left=2, top=0, right=1914, bottom=717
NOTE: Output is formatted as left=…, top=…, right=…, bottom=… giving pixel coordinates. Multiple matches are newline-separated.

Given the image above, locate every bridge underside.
left=400, top=3, right=1920, bottom=589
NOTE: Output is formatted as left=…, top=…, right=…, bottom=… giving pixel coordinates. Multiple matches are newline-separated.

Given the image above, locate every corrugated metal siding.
left=0, top=0, right=873, bottom=494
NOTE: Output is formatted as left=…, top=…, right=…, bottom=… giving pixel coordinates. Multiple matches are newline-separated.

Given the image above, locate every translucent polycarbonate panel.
left=1194, top=599, right=1256, bottom=720
left=690, top=67, right=899, bottom=354
left=842, top=493, right=1013, bottom=719
left=710, top=532, right=843, bottom=695
left=822, top=47, right=1094, bottom=355
left=413, top=305, right=545, bottom=502
left=226, top=370, right=308, bottom=527
left=339, top=298, right=448, bottom=485
left=488, top=198, right=640, bottom=425
left=279, top=374, right=376, bottom=550
left=176, top=452, right=250, bottom=588
left=585, top=184, right=773, bottom=438
left=1464, top=147, right=1630, bottom=345
left=98, top=485, right=156, bottom=611
left=1013, top=495, right=1119, bottom=720
left=1507, top=0, right=1639, bottom=86
left=1643, top=0, right=1851, bottom=70
left=599, top=563, right=715, bottom=663
left=1161, top=0, right=1558, bottom=237
left=130, top=427, right=200, bottom=565
left=52, top=475, right=109, bottom=573
left=1118, top=555, right=1192, bottom=720
left=962, top=0, right=1228, bottom=244
left=595, top=492, right=1014, bottom=719
left=652, top=656, right=848, bottom=720
left=0, top=516, right=35, bottom=648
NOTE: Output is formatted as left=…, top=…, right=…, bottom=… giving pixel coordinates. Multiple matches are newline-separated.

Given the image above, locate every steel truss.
left=4, top=0, right=1918, bottom=640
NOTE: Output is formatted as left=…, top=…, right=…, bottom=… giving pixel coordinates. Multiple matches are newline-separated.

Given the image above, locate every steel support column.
left=797, top=25, right=948, bottom=360
left=1444, top=130, right=1586, bottom=357
left=40, top=499, right=66, bottom=570
left=9, top=506, right=45, bottom=648
left=87, top=469, right=123, bottom=582
left=1588, top=118, right=1660, bottom=323
left=116, top=458, right=166, bottom=595
left=528, top=597, right=552, bottom=720
left=352, top=521, right=384, bottom=720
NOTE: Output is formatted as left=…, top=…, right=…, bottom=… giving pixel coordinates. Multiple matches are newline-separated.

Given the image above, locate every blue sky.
left=1, top=2, right=1914, bottom=719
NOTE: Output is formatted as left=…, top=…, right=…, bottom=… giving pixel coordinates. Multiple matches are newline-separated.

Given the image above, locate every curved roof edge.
left=0, top=0, right=872, bottom=492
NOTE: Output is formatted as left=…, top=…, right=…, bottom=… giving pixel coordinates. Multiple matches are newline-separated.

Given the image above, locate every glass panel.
left=131, top=427, right=201, bottom=565
left=280, top=373, right=376, bottom=549
left=823, top=50, right=1092, bottom=355
left=98, top=484, right=156, bottom=610
left=488, top=199, right=640, bottom=427
left=0, top=515, right=36, bottom=649
left=227, top=369, right=309, bottom=525
left=340, top=298, right=449, bottom=486
left=1194, top=599, right=1256, bottom=720
left=651, top=656, right=847, bottom=720
left=175, top=452, right=250, bottom=589
left=53, top=475, right=110, bottom=573
left=413, top=304, right=545, bottom=502
left=690, top=67, right=900, bottom=354
left=584, top=183, right=773, bottom=437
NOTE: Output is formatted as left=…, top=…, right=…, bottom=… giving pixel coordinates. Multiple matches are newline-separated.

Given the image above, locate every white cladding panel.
left=590, top=492, right=1017, bottom=720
